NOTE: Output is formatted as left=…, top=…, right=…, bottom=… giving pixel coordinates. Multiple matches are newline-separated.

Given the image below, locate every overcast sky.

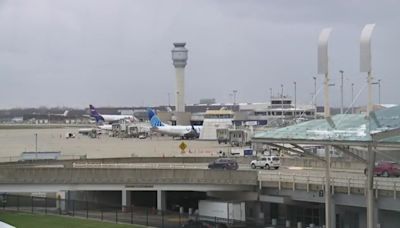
left=0, top=0, right=399, bottom=109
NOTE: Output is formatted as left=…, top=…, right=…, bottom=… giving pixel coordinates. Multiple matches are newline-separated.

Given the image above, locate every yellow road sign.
left=179, top=142, right=187, bottom=151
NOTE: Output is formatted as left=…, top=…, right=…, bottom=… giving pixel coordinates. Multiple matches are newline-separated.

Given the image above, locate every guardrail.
left=259, top=172, right=400, bottom=198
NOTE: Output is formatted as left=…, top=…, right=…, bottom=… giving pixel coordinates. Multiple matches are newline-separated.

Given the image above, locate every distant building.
left=199, top=98, right=216, bottom=105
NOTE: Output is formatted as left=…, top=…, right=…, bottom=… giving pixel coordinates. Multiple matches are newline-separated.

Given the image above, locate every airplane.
left=147, top=108, right=202, bottom=139
left=48, top=110, right=69, bottom=117
left=89, top=104, right=137, bottom=124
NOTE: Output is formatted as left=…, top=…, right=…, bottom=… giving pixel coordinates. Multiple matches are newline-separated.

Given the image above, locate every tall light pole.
left=269, top=88, right=272, bottom=100
left=280, top=84, right=284, bottom=119
left=34, top=133, right=38, bottom=159
left=293, top=81, right=297, bottom=120
left=339, top=70, right=344, bottom=114
left=313, top=76, right=317, bottom=119
left=372, top=80, right=381, bottom=105
left=351, top=83, right=354, bottom=114
left=168, top=93, right=171, bottom=107
left=378, top=79, right=381, bottom=104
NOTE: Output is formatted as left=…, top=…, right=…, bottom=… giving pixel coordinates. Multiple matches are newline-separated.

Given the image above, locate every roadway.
left=71, top=162, right=400, bottom=191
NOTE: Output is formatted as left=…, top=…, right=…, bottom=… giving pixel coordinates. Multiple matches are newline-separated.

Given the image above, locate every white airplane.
left=89, top=104, right=137, bottom=124
left=51, top=110, right=69, bottom=117
left=147, top=108, right=202, bottom=139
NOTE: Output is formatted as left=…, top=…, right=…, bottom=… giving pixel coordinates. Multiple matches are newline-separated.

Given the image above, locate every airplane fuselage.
left=100, top=114, right=134, bottom=123
left=152, top=125, right=202, bottom=138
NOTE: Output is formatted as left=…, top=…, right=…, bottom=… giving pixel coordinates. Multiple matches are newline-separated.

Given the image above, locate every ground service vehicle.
left=250, top=156, right=280, bottom=169
left=208, top=158, right=238, bottom=170
left=198, top=200, right=245, bottom=225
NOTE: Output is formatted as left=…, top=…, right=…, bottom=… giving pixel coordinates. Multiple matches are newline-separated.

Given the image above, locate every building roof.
left=253, top=105, right=400, bottom=147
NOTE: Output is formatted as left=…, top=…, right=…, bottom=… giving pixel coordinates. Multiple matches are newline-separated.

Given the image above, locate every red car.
left=364, top=161, right=400, bottom=177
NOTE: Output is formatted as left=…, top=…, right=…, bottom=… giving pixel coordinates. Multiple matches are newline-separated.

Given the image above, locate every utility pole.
left=293, top=81, right=297, bottom=120
left=339, top=70, right=344, bottom=114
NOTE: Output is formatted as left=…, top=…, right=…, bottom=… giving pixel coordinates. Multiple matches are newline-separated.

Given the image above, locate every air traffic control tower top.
left=171, top=42, right=188, bottom=68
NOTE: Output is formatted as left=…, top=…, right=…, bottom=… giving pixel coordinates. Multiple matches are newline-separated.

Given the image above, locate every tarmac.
left=0, top=128, right=231, bottom=162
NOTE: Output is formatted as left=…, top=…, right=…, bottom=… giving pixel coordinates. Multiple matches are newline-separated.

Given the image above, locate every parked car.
left=364, top=161, right=400, bottom=177
left=250, top=156, right=280, bottom=169
left=208, top=158, right=239, bottom=170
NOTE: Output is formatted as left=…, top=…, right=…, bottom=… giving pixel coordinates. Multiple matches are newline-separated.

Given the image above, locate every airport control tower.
left=171, top=42, right=188, bottom=113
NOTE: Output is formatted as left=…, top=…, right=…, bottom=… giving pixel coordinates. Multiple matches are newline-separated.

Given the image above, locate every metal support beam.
left=332, top=145, right=367, bottom=163
left=371, top=127, right=400, bottom=142
left=291, top=144, right=327, bottom=161
left=267, top=143, right=325, bottom=161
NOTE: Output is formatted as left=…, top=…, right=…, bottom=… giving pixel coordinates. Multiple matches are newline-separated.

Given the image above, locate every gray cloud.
left=0, top=0, right=399, bottom=109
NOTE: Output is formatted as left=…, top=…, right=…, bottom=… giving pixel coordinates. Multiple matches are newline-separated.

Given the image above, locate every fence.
left=0, top=194, right=249, bottom=228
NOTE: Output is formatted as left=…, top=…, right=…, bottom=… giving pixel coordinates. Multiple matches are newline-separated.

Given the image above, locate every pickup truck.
left=250, top=156, right=280, bottom=169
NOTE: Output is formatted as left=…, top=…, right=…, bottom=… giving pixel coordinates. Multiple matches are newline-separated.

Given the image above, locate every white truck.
left=198, top=200, right=246, bottom=223
left=250, top=156, right=280, bottom=169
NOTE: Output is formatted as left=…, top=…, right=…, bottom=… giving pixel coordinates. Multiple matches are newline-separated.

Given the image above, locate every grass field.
left=0, top=211, right=144, bottom=228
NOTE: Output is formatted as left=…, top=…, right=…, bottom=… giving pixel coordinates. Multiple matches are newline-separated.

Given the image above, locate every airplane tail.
left=147, top=108, right=164, bottom=127
left=63, top=110, right=69, bottom=117
left=89, top=104, right=105, bottom=123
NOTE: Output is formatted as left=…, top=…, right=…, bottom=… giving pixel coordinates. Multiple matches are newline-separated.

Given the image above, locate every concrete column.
left=366, top=144, right=376, bottom=228
left=122, top=190, right=131, bottom=211
left=157, top=190, right=166, bottom=211
left=325, top=146, right=335, bottom=228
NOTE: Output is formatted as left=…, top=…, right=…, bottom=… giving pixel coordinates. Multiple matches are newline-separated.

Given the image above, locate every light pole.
left=280, top=84, right=284, bottom=119
left=372, top=80, right=381, bottom=105
left=339, top=70, right=344, bottom=114
left=351, top=83, right=354, bottom=114
left=293, top=81, right=297, bottom=120
left=378, top=79, right=381, bottom=104
left=34, top=133, right=38, bottom=159
left=168, top=93, right=171, bottom=107
left=269, top=88, right=272, bottom=100
left=313, top=76, right=317, bottom=119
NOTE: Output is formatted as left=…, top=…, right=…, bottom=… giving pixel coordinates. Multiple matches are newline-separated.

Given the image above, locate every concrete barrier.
left=0, top=156, right=365, bottom=171
left=0, top=167, right=257, bottom=186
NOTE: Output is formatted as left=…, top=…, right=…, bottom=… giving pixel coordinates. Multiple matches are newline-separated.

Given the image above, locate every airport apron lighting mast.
left=171, top=42, right=188, bottom=113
